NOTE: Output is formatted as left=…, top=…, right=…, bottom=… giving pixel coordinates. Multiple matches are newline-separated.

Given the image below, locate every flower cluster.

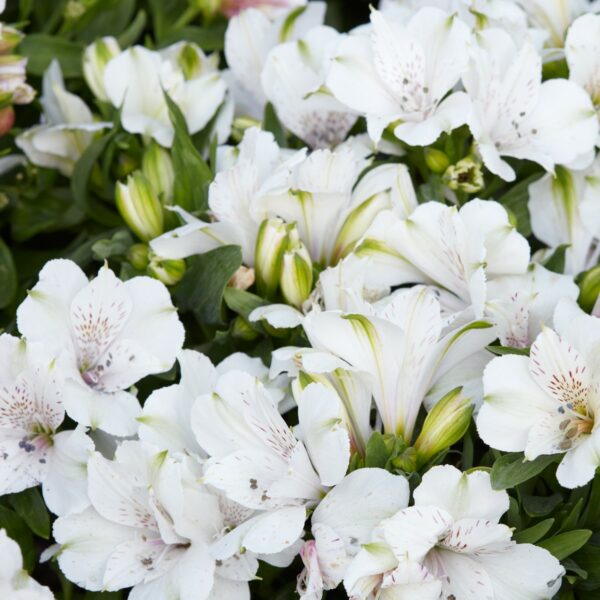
left=3, top=0, right=600, bottom=599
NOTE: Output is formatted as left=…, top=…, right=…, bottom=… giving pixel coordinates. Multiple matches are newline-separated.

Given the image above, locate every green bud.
left=142, top=142, right=175, bottom=204
left=232, top=316, right=259, bottom=341
left=280, top=232, right=313, bottom=309
left=391, top=447, right=418, bottom=473
left=83, top=37, right=121, bottom=102
left=114, top=152, right=139, bottom=180
left=177, top=43, right=206, bottom=80
left=115, top=171, right=164, bottom=242
left=254, top=218, right=288, bottom=298
left=413, top=387, right=473, bottom=468
left=0, top=27, right=24, bottom=55
left=147, top=257, right=186, bottom=286
left=127, top=243, right=150, bottom=270
left=232, top=116, right=262, bottom=143
left=424, top=148, right=450, bottom=174
left=443, top=157, right=485, bottom=194
left=578, top=264, right=600, bottom=313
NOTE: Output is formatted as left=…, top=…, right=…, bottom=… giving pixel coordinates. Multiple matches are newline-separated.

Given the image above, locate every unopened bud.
left=413, top=387, right=473, bottom=468
left=147, top=257, right=186, bottom=286
left=280, top=232, right=313, bottom=309
left=83, top=37, right=121, bottom=102
left=0, top=56, right=34, bottom=105
left=142, top=142, right=174, bottom=204
left=228, top=265, right=255, bottom=291
left=391, top=447, right=418, bottom=473
left=115, top=171, right=164, bottom=242
left=232, top=116, right=262, bottom=143
left=424, top=148, right=450, bottom=174
left=232, top=316, right=259, bottom=341
left=255, top=217, right=288, bottom=298
left=0, top=27, right=24, bottom=55
left=443, top=158, right=484, bottom=194
left=127, top=243, right=150, bottom=270
left=176, top=43, right=209, bottom=80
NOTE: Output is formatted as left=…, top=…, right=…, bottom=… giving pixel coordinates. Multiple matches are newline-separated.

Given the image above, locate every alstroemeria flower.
left=486, top=262, right=579, bottom=348
left=566, top=13, right=600, bottom=146
left=0, top=529, right=53, bottom=599
left=16, top=259, right=185, bottom=436
left=138, top=349, right=287, bottom=456
left=0, top=334, right=93, bottom=516
left=345, top=465, right=564, bottom=599
left=302, top=286, right=496, bottom=439
left=151, top=127, right=305, bottom=265
left=54, top=441, right=264, bottom=599
left=463, top=28, right=598, bottom=181
left=225, top=2, right=326, bottom=119
left=479, top=298, right=600, bottom=488
left=327, top=7, right=472, bottom=145
left=358, top=199, right=530, bottom=318
left=192, top=371, right=337, bottom=509
left=103, top=43, right=226, bottom=147
left=528, top=159, right=600, bottom=275
left=298, top=468, right=409, bottom=600
left=261, top=25, right=357, bottom=148
left=16, top=60, right=110, bottom=176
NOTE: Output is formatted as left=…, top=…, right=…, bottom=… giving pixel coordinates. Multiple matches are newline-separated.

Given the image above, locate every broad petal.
left=556, top=432, right=600, bottom=488
left=0, top=431, right=50, bottom=495
left=566, top=14, right=600, bottom=103
left=414, top=465, right=508, bottom=523
left=432, top=549, right=493, bottom=600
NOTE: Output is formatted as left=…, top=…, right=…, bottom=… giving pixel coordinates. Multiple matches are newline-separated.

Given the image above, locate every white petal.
left=556, top=432, right=600, bottom=488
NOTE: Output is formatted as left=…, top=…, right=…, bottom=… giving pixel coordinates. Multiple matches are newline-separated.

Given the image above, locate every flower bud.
left=228, top=265, right=255, bottom=291
left=175, top=43, right=210, bottom=80
left=0, top=27, right=24, bottom=55
left=255, top=218, right=288, bottom=298
left=142, top=142, right=175, bottom=204
left=443, top=157, right=484, bottom=194
left=0, top=56, right=34, bottom=105
left=424, top=148, right=450, bottom=174
left=578, top=264, right=600, bottom=313
left=115, top=171, right=164, bottom=242
left=232, top=116, right=262, bottom=143
left=127, top=243, right=150, bottom=270
left=83, top=37, right=121, bottom=102
left=413, top=387, right=473, bottom=468
left=232, top=316, right=259, bottom=341
left=147, top=257, right=186, bottom=286
left=280, top=232, right=313, bottom=309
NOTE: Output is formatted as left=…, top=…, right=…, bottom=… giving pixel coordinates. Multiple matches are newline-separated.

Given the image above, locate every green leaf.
left=71, top=0, right=136, bottom=43
left=0, top=237, right=17, bottom=309
left=223, top=287, right=268, bottom=321
left=513, top=518, right=555, bottom=544
left=490, top=452, right=558, bottom=490
left=117, top=9, right=148, bottom=47
left=0, top=506, right=35, bottom=570
left=71, top=131, right=119, bottom=226
left=543, top=243, right=570, bottom=274
left=578, top=264, right=600, bottom=313
left=523, top=493, right=564, bottom=518
left=18, top=34, right=84, bottom=77
left=497, top=173, right=542, bottom=237
left=174, top=246, right=242, bottom=326
left=364, top=432, right=390, bottom=469
left=486, top=344, right=530, bottom=357
left=263, top=102, right=286, bottom=147
left=560, top=498, right=585, bottom=533
left=165, top=92, right=213, bottom=212
left=573, top=544, right=600, bottom=591
left=538, top=529, right=592, bottom=561
left=8, top=487, right=50, bottom=539
left=92, top=230, right=134, bottom=260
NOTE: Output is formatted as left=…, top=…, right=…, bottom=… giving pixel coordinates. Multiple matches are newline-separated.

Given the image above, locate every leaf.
left=538, top=529, right=592, bottom=561
left=263, top=102, right=286, bottom=147
left=0, top=237, right=17, bottom=309
left=174, top=245, right=242, bottom=326
left=165, top=92, right=213, bottom=212
left=490, top=452, right=558, bottom=490
left=513, top=518, right=555, bottom=544
left=578, top=264, right=600, bottom=313
left=573, top=544, right=600, bottom=591
left=0, top=506, right=35, bottom=570
left=523, top=493, right=564, bottom=518
left=560, top=498, right=585, bottom=533
left=91, top=230, right=134, bottom=260
left=497, top=173, right=542, bottom=237
left=543, top=244, right=570, bottom=274
left=223, top=287, right=268, bottom=320
left=71, top=131, right=121, bottom=227
left=364, top=432, right=390, bottom=469
left=486, top=344, right=530, bottom=357
left=18, top=34, right=84, bottom=77
left=8, top=487, right=50, bottom=539
left=71, top=0, right=136, bottom=43
left=117, top=9, right=148, bottom=47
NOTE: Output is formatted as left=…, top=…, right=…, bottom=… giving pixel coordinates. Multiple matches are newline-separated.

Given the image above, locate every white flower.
left=224, top=2, right=326, bottom=119
left=486, top=262, right=580, bottom=348
left=16, top=60, right=110, bottom=177
left=298, top=468, right=409, bottom=600
left=0, top=529, right=54, bottom=599
left=54, top=441, right=254, bottom=599
left=221, top=0, right=306, bottom=18
left=345, top=465, right=564, bottom=599
left=327, top=7, right=472, bottom=145
left=261, top=25, right=357, bottom=148
left=528, top=158, right=600, bottom=274
left=302, top=286, right=496, bottom=439
left=479, top=298, right=600, bottom=488
left=103, top=43, right=226, bottom=147
left=358, top=199, right=530, bottom=318
left=0, top=334, right=93, bottom=516
left=463, top=28, right=598, bottom=181
left=138, top=349, right=286, bottom=456
left=192, top=370, right=331, bottom=509
left=16, top=259, right=185, bottom=437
